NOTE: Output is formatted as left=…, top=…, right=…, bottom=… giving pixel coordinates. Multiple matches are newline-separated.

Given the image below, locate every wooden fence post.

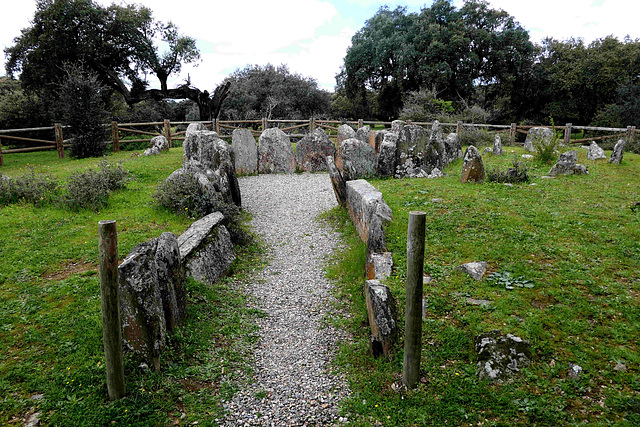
left=456, top=121, right=463, bottom=135
left=510, top=123, right=516, bottom=145
left=98, top=220, right=126, bottom=400
left=626, top=125, right=635, bottom=141
left=163, top=119, right=172, bottom=148
left=0, top=138, right=4, bottom=166
left=358, top=119, right=363, bottom=129
left=309, top=117, right=315, bottom=132
left=262, top=117, right=268, bottom=131
left=54, top=123, right=64, bottom=159
left=214, top=119, right=220, bottom=135
left=111, top=122, right=120, bottom=153
left=564, top=123, right=572, bottom=145
left=402, top=211, right=426, bottom=389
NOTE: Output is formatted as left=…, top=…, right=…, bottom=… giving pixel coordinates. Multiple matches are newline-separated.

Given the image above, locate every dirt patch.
left=42, top=261, right=98, bottom=281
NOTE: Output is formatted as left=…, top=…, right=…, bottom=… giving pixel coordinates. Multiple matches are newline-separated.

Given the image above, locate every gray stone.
left=614, top=361, right=627, bottom=372
left=365, top=214, right=387, bottom=280
left=483, top=147, right=492, bottom=155
left=568, top=363, right=583, bottom=379
left=155, top=232, right=187, bottom=331
left=373, top=130, right=387, bottom=154
left=444, top=132, right=463, bottom=163
left=424, top=120, right=448, bottom=173
left=524, top=127, right=554, bottom=152
left=335, top=124, right=356, bottom=171
left=231, top=128, right=258, bottom=175
left=466, top=298, right=492, bottom=308
left=461, top=145, right=485, bottom=183
left=258, top=128, right=296, bottom=174
left=427, top=168, right=446, bottom=179
left=326, top=156, right=347, bottom=207
left=586, top=141, right=606, bottom=160
left=150, top=135, right=169, bottom=152
left=493, top=134, right=503, bottom=155
left=24, top=412, right=42, bottom=427
left=345, top=179, right=392, bottom=244
left=365, top=280, right=398, bottom=357
left=548, top=150, right=589, bottom=176
left=295, top=128, right=335, bottom=172
left=143, top=146, right=161, bottom=156
left=391, top=120, right=405, bottom=134
left=369, top=252, right=393, bottom=280
left=395, top=125, right=429, bottom=177
left=475, top=330, right=532, bottom=381
left=376, top=132, right=398, bottom=178
left=178, top=212, right=236, bottom=285
left=341, top=138, right=377, bottom=180
left=456, top=261, right=487, bottom=280
left=521, top=154, right=533, bottom=159
left=609, top=139, right=626, bottom=165
left=356, top=125, right=375, bottom=150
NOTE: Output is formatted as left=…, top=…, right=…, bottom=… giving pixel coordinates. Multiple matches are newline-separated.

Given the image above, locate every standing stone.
left=231, top=128, right=258, bottom=175
left=524, top=127, right=554, bottom=152
left=373, top=130, right=387, bottom=154
left=365, top=280, right=398, bottom=357
left=548, top=150, right=589, bottom=176
left=609, top=139, right=626, bottom=165
left=461, top=145, right=485, bottom=183
left=493, top=134, right=503, bottom=155
left=155, top=232, right=187, bottom=332
left=336, top=124, right=356, bottom=171
left=356, top=125, right=376, bottom=152
left=391, top=120, right=405, bottom=134
left=377, top=132, right=398, bottom=178
left=144, top=135, right=169, bottom=156
left=327, top=156, right=347, bottom=207
left=395, top=125, right=429, bottom=177
left=586, top=141, right=607, bottom=160
left=341, top=138, right=377, bottom=181
left=424, top=120, right=447, bottom=173
left=258, top=128, right=296, bottom=174
left=295, top=128, right=335, bottom=172
left=444, top=132, right=463, bottom=164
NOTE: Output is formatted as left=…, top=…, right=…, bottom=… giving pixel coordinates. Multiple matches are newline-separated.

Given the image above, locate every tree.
left=5, top=0, right=229, bottom=120
left=219, top=64, right=331, bottom=120
left=0, top=77, right=50, bottom=129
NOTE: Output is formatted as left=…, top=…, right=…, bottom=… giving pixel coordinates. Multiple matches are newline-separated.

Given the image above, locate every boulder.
left=586, top=141, right=606, bottom=160
left=548, top=150, right=589, bottom=176
left=376, top=132, right=398, bottom=178
left=395, top=125, right=429, bottom=177
left=326, top=156, right=347, bottom=207
left=365, top=280, right=398, bottom=357
left=336, top=124, right=356, bottom=171
left=475, top=330, right=532, bottom=381
left=609, top=139, right=626, bottom=165
left=155, top=232, right=187, bottom=331
left=391, top=120, right=405, bottom=134
left=258, top=128, right=296, bottom=174
left=231, top=128, right=258, bottom=175
left=444, top=132, right=463, bottom=164
left=456, top=261, right=487, bottom=280
left=493, top=134, right=503, bottom=155
left=367, top=252, right=393, bottom=281
left=424, top=120, right=448, bottom=173
left=345, top=179, right=392, bottom=244
left=461, top=145, right=485, bottom=183
left=178, top=212, right=236, bottom=285
left=295, top=128, right=335, bottom=172
left=143, top=135, right=169, bottom=156
left=524, top=127, right=554, bottom=152
left=427, top=168, right=446, bottom=179
left=341, top=138, right=377, bottom=180
left=373, top=130, right=387, bottom=154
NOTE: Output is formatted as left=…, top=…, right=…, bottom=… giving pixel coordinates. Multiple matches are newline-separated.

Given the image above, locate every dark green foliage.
left=458, top=127, right=495, bottom=148
left=0, top=169, right=58, bottom=206
left=64, top=160, right=131, bottom=210
left=486, top=158, right=530, bottom=184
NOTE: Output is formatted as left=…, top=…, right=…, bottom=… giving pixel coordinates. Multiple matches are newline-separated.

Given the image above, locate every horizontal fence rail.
left=1, top=119, right=637, bottom=167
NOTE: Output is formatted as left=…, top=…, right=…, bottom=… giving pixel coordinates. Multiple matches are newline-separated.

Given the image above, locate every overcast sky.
left=1, top=0, right=639, bottom=92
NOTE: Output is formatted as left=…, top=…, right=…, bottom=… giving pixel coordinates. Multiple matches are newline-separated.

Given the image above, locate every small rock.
left=456, top=261, right=487, bottom=280
left=521, top=154, right=533, bottom=159
left=430, top=198, right=443, bottom=203
left=466, top=298, right=492, bottom=307
left=614, top=361, right=627, bottom=372
left=475, top=330, right=532, bottom=381
left=568, top=363, right=583, bottom=379
left=423, top=276, right=433, bottom=284
left=24, top=412, right=42, bottom=427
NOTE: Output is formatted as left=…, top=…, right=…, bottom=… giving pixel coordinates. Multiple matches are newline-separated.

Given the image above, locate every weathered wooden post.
left=456, top=121, right=463, bottom=135
left=54, top=123, right=64, bottom=159
left=309, top=117, right=315, bottom=132
left=0, top=138, right=4, bottom=166
left=358, top=119, right=363, bottom=129
left=262, top=117, right=268, bottom=131
left=626, top=125, right=635, bottom=142
left=402, top=211, right=426, bottom=389
left=564, top=123, right=572, bottom=145
left=214, top=119, right=220, bottom=135
left=98, top=220, right=125, bottom=400
left=163, top=119, right=172, bottom=148
left=111, top=122, right=120, bottom=153
left=510, top=123, right=516, bottom=145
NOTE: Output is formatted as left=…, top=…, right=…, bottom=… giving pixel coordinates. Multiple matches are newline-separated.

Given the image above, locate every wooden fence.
left=1, top=118, right=637, bottom=167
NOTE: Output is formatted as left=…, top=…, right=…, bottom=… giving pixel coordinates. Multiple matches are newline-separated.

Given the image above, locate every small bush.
left=533, top=120, right=561, bottom=165
left=98, top=159, right=131, bottom=191
left=0, top=168, right=59, bottom=206
left=487, top=158, right=530, bottom=184
left=64, top=161, right=131, bottom=211
left=458, top=127, right=495, bottom=148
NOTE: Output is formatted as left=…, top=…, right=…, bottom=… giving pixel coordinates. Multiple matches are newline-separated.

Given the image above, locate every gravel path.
left=222, top=173, right=351, bottom=426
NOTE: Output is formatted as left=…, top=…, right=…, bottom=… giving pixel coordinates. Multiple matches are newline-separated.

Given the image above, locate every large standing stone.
left=493, top=134, right=503, bottom=156
left=335, top=124, right=356, bottom=171
left=231, top=128, right=258, bottom=176
left=258, top=128, right=296, bottom=174
left=461, top=145, right=485, bottom=183
left=444, top=132, right=463, bottom=164
left=155, top=232, right=187, bottom=331
left=424, top=120, right=448, bottom=173
left=341, top=138, right=377, bottom=181
left=178, top=212, right=236, bottom=285
left=586, top=141, right=607, bottom=160
left=295, top=128, right=335, bottom=172
left=524, top=127, right=554, bottom=152
left=356, top=125, right=376, bottom=152
left=395, top=125, right=429, bottom=177
left=548, top=150, right=589, bottom=176
left=475, top=330, right=532, bottom=381
left=609, top=139, right=626, bottom=165
left=391, top=120, right=405, bottom=134
left=377, top=132, right=398, bottom=178
left=373, top=130, right=387, bottom=154
left=326, top=156, right=347, bottom=207
left=365, top=280, right=398, bottom=357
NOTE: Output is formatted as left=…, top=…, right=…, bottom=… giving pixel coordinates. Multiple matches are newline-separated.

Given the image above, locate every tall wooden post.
left=214, top=119, right=220, bottom=135
left=54, top=123, right=64, bottom=159
left=99, top=220, right=125, bottom=400
left=111, top=122, right=120, bottom=153
left=262, top=117, right=268, bottom=131
left=564, top=123, right=572, bottom=145
left=626, top=125, right=635, bottom=142
left=0, top=138, right=4, bottom=166
left=309, top=117, right=315, bottom=132
left=402, top=211, right=426, bottom=389
left=456, top=121, right=463, bottom=135
left=358, top=119, right=363, bottom=129
left=510, top=123, right=516, bottom=145
left=163, top=119, right=172, bottom=148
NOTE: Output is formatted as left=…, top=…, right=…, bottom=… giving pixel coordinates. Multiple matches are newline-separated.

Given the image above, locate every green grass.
left=0, top=148, right=264, bottom=425
left=326, top=146, right=640, bottom=426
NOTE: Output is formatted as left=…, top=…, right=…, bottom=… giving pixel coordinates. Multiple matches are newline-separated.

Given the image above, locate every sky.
left=1, top=0, right=639, bottom=93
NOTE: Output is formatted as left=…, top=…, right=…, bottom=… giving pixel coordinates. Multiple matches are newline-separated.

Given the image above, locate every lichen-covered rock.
left=367, top=252, right=393, bottom=281
left=424, top=120, right=448, bottom=173
left=143, top=135, right=169, bottom=156
left=524, top=127, right=553, bottom=152
left=377, top=132, right=398, bottom=178
left=548, top=150, right=589, bottom=176
left=346, top=179, right=392, bottom=244
left=456, top=261, right=487, bottom=280
left=609, top=139, right=626, bottom=165
left=373, top=130, right=387, bottom=154
left=326, top=156, right=347, bottom=207
left=295, top=128, right=335, bottom=172
left=475, top=330, right=531, bottom=381
left=461, top=145, right=485, bottom=183
left=391, top=120, right=405, bottom=134
left=444, top=132, right=463, bottom=163
left=341, top=138, right=377, bottom=180
left=586, top=141, right=606, bottom=160
left=336, top=124, right=356, bottom=171
left=396, top=125, right=429, bottom=177
left=493, top=134, right=503, bottom=155
left=178, top=212, right=235, bottom=285
left=155, top=232, right=187, bottom=331
left=231, top=128, right=258, bottom=175
left=365, top=280, right=398, bottom=357
left=258, top=128, right=296, bottom=174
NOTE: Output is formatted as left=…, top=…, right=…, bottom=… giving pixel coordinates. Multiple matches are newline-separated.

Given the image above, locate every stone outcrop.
left=295, top=128, right=335, bottom=172
left=548, top=150, right=589, bottom=176
left=609, top=139, right=626, bottom=165
left=258, top=128, right=296, bottom=174
left=326, top=156, right=347, bottom=207
left=365, top=280, right=398, bottom=357
left=144, top=135, right=169, bottom=156
left=376, top=132, right=398, bottom=178
left=493, top=134, right=503, bottom=156
left=475, top=330, right=532, bottom=381
left=586, top=141, right=606, bottom=160
left=524, top=127, right=553, bottom=152
left=340, top=138, right=377, bottom=180
left=461, top=145, right=485, bottom=183
left=118, top=232, right=186, bottom=370
left=231, top=128, right=258, bottom=176
left=178, top=212, right=236, bottom=285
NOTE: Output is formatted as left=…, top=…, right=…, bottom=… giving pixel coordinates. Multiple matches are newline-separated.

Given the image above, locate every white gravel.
left=221, top=173, right=351, bottom=426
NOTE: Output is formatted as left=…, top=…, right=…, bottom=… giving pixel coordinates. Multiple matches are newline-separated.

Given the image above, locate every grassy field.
left=326, top=144, right=640, bottom=426
left=0, top=149, right=264, bottom=426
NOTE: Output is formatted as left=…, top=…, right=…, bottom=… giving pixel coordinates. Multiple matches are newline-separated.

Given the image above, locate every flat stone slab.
left=345, top=180, right=392, bottom=244
left=456, top=261, right=487, bottom=280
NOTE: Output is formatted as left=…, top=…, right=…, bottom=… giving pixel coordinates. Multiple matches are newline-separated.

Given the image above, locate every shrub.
left=487, top=157, right=530, bottom=184
left=533, top=119, right=561, bottom=165
left=0, top=168, right=58, bottom=206
left=97, top=159, right=131, bottom=191
left=458, top=127, right=495, bottom=148
left=64, top=160, right=131, bottom=211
